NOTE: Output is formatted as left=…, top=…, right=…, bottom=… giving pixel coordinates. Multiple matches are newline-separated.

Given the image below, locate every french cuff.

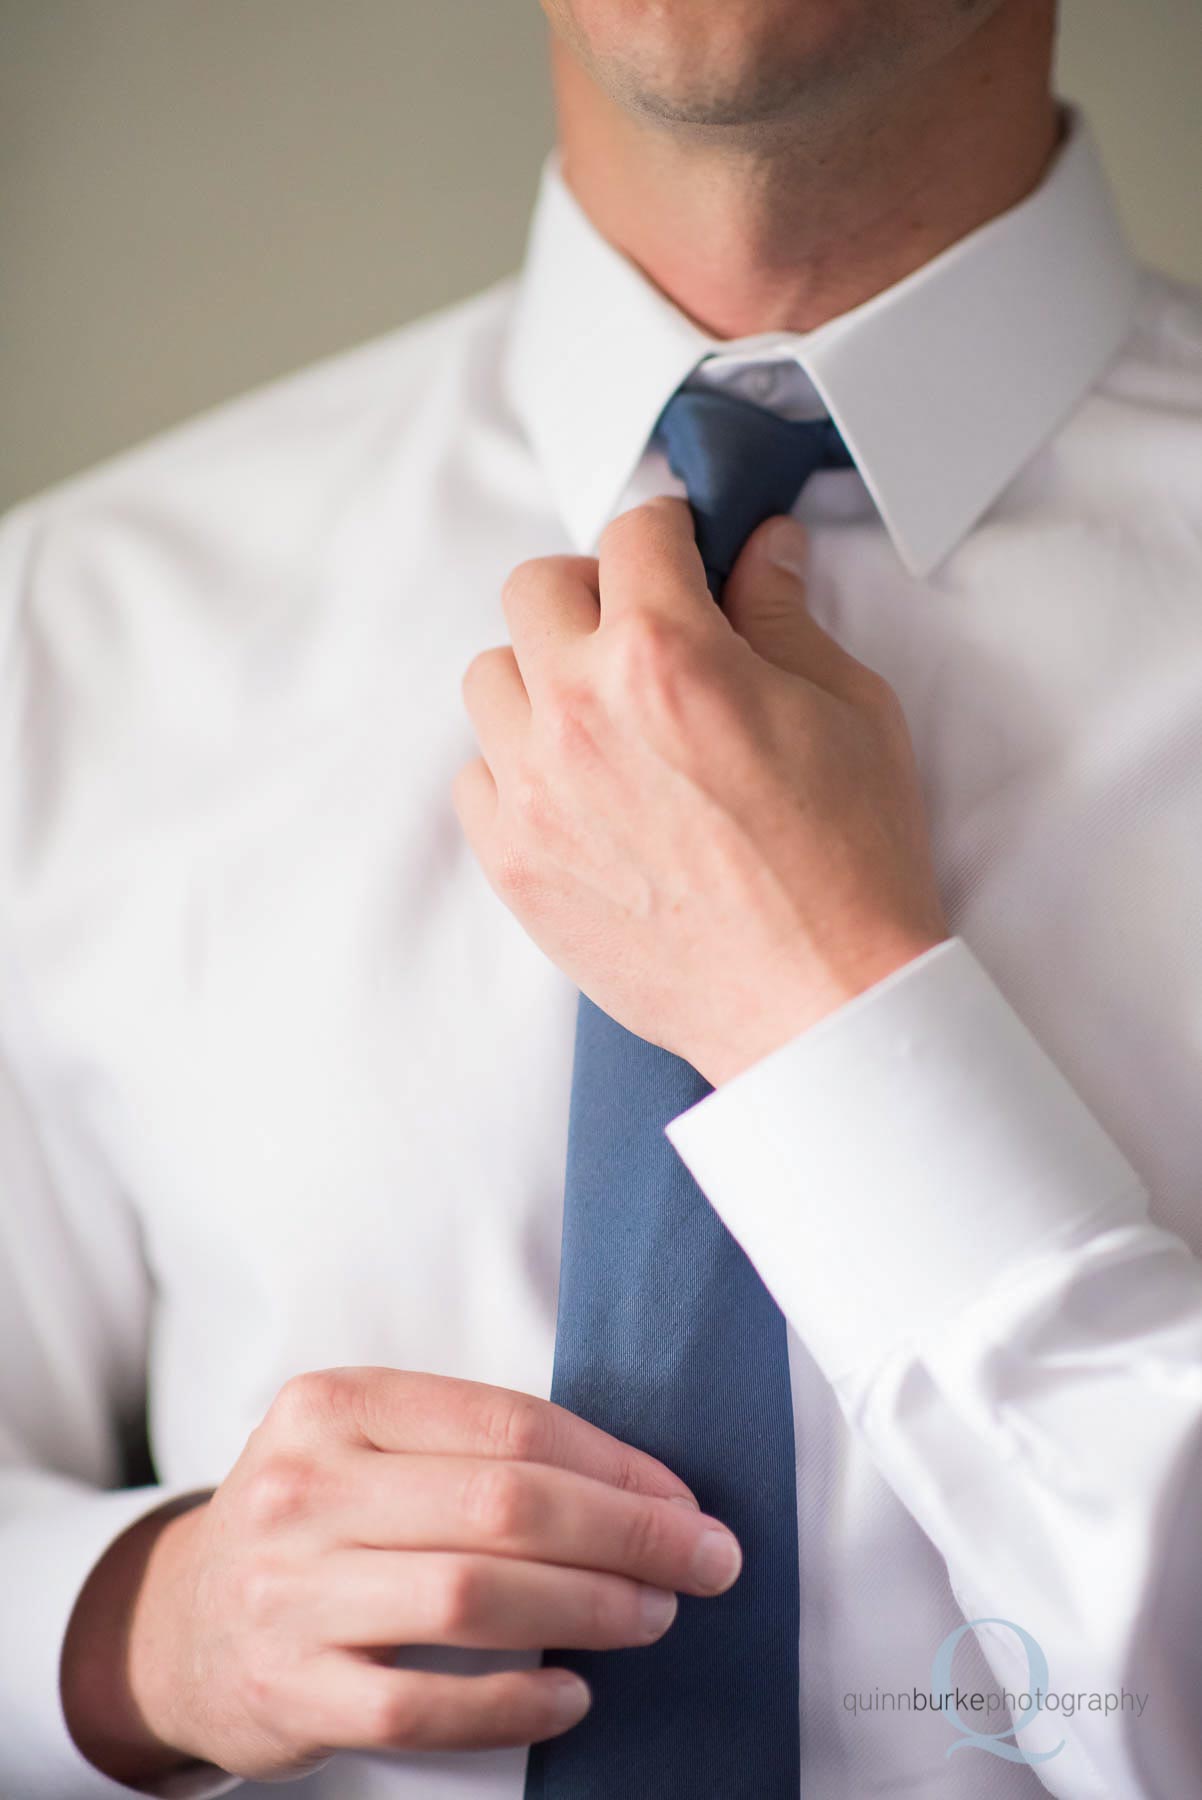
left=664, top=935, right=1149, bottom=1384
left=0, top=1482, right=239, bottom=1800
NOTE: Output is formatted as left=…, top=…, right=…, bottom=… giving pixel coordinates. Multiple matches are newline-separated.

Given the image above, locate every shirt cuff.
left=664, top=935, right=1149, bottom=1383
left=0, top=1481, right=239, bottom=1800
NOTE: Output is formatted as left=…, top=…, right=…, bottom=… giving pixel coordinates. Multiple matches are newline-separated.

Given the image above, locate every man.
left=1, top=0, right=1200, bottom=1794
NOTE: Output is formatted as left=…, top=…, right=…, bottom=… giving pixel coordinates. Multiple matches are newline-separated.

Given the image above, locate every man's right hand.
left=61, top=1368, right=743, bottom=1784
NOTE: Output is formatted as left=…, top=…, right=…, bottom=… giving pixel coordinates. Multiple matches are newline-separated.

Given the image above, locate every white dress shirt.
left=2, top=109, right=1201, bottom=1800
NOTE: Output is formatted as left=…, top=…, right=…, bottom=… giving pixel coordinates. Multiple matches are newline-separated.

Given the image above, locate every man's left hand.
left=454, top=498, right=949, bottom=1087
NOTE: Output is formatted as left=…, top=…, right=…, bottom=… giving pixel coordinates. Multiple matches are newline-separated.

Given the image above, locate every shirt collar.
left=502, top=110, right=1140, bottom=578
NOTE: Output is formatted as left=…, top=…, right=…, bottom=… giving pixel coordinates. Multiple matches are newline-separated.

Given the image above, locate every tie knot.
left=654, top=383, right=853, bottom=599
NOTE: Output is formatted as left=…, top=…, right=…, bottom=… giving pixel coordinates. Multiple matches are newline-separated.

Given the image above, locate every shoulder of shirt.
left=1098, top=264, right=1202, bottom=415
left=0, top=278, right=521, bottom=902
left=0, top=275, right=518, bottom=592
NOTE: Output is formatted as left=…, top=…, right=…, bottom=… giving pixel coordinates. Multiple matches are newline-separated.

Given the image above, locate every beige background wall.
left=1, top=0, right=1199, bottom=513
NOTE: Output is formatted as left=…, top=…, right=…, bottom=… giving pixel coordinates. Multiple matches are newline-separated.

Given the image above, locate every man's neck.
left=551, top=8, right=1060, bottom=339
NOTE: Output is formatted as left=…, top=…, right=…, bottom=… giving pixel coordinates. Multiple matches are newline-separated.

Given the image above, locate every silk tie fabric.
left=525, top=384, right=853, bottom=1799
left=656, top=388, right=852, bottom=596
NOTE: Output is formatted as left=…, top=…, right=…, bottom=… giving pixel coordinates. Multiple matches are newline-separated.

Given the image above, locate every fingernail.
left=690, top=1528, right=743, bottom=1594
left=760, top=514, right=808, bottom=578
left=667, top=1493, right=700, bottom=1509
left=639, top=1586, right=679, bottom=1639
left=546, top=1670, right=591, bottom=1728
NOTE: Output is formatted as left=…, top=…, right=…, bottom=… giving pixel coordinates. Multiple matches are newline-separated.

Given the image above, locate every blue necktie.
left=656, top=387, right=852, bottom=597
left=525, top=382, right=853, bottom=1799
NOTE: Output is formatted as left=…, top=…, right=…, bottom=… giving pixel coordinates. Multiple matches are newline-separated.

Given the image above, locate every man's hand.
left=455, top=499, right=949, bottom=1085
left=62, top=1369, right=740, bottom=1783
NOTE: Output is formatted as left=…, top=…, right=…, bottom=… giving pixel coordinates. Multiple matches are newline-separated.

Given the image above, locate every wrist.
left=62, top=1498, right=209, bottom=1787
left=693, top=929, right=949, bottom=1087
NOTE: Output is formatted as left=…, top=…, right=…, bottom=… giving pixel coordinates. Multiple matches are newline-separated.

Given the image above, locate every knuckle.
left=480, top=1392, right=548, bottom=1463
left=501, top=558, right=547, bottom=619
left=242, top=1452, right=317, bottom=1531
left=613, top=606, right=676, bottom=667
left=597, top=509, right=634, bottom=562
left=599, top=496, right=675, bottom=559
left=582, top=1574, right=626, bottom=1643
left=460, top=647, right=493, bottom=700
left=620, top=1500, right=665, bottom=1572
left=429, top=1557, right=485, bottom=1636
left=500, top=560, right=532, bottom=607
left=609, top=611, right=692, bottom=707
left=271, top=1367, right=350, bottom=1431
left=461, top=1462, right=535, bottom=1545
left=267, top=1372, right=312, bottom=1430
left=609, top=1453, right=651, bottom=1497
left=363, top=1682, right=419, bottom=1749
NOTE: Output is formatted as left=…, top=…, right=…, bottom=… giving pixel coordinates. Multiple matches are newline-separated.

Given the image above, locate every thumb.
left=723, top=514, right=863, bottom=694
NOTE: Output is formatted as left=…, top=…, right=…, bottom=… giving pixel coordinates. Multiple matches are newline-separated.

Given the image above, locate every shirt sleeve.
left=666, top=934, right=1202, bottom=1799
left=0, top=1038, right=236, bottom=1800
left=0, top=505, right=235, bottom=1800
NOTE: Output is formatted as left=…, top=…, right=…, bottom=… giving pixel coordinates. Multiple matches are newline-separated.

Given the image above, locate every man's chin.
left=543, top=0, right=1010, bottom=137
left=553, top=29, right=856, bottom=136
left=605, top=65, right=827, bottom=133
